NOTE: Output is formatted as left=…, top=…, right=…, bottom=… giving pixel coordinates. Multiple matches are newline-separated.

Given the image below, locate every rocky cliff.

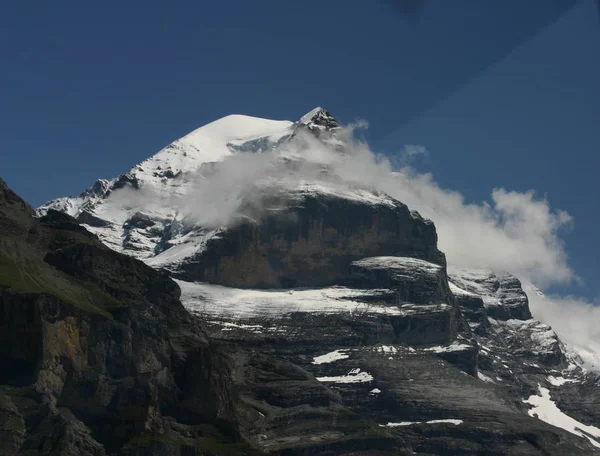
left=0, top=178, right=254, bottom=455
left=170, top=191, right=445, bottom=289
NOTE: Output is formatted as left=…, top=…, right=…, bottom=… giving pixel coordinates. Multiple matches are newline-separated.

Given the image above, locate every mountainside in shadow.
left=0, top=177, right=253, bottom=456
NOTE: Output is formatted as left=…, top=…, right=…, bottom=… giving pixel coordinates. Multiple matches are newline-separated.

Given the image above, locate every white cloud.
left=324, top=140, right=575, bottom=287
left=379, top=174, right=575, bottom=286
left=525, top=286, right=600, bottom=370
left=395, top=144, right=429, bottom=166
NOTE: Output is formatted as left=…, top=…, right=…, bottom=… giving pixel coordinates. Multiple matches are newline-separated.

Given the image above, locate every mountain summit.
left=37, top=108, right=373, bottom=274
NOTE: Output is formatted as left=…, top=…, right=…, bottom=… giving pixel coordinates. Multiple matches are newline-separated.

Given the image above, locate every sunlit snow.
left=547, top=376, right=579, bottom=387
left=477, top=372, right=496, bottom=384
left=177, top=280, right=403, bottom=318
left=312, top=349, right=350, bottom=365
left=316, top=368, right=374, bottom=384
left=381, top=419, right=463, bottom=427
left=424, top=342, right=472, bottom=354
left=523, top=385, right=600, bottom=448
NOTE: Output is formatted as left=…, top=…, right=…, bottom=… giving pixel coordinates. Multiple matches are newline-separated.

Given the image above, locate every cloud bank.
left=526, top=287, right=600, bottom=370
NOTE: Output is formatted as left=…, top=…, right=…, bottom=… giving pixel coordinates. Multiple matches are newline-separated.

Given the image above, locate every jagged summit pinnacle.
left=299, top=107, right=326, bottom=123
left=298, top=107, right=340, bottom=131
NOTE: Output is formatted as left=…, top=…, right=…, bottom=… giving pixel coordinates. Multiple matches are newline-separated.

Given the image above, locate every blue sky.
left=2, top=0, right=598, bottom=300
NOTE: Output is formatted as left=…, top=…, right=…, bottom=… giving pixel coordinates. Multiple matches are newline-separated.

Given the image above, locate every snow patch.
left=213, top=322, right=264, bottom=332
left=381, top=419, right=463, bottom=427
left=478, top=372, right=496, bottom=384
left=547, top=376, right=579, bottom=387
left=352, top=256, right=442, bottom=273
left=424, top=342, right=473, bottom=354
left=312, top=349, right=350, bottom=365
left=317, top=368, right=373, bottom=384
left=427, top=419, right=464, bottom=425
left=523, top=385, right=600, bottom=448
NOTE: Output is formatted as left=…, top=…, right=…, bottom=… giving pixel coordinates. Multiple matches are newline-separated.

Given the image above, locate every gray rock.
left=174, top=193, right=446, bottom=288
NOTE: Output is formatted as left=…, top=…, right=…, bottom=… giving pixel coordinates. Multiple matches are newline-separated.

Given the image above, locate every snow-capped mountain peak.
left=298, top=106, right=340, bottom=131
left=37, top=107, right=349, bottom=261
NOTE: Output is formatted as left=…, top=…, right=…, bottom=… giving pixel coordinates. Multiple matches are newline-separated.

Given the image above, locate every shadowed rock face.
left=349, top=257, right=459, bottom=346
left=0, top=180, right=252, bottom=456
left=173, top=193, right=446, bottom=288
left=450, top=270, right=532, bottom=321
left=185, top=259, right=600, bottom=455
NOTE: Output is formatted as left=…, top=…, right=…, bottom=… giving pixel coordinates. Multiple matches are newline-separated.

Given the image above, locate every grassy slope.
left=0, top=178, right=126, bottom=319
left=0, top=238, right=124, bottom=319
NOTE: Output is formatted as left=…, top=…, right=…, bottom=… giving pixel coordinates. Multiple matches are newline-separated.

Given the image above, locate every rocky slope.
left=4, top=108, right=599, bottom=454
left=0, top=178, right=254, bottom=455
left=179, top=262, right=600, bottom=454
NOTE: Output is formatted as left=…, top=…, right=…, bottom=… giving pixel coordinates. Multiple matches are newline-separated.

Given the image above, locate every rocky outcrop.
left=450, top=269, right=532, bottom=321
left=349, top=257, right=458, bottom=345
left=174, top=193, right=446, bottom=288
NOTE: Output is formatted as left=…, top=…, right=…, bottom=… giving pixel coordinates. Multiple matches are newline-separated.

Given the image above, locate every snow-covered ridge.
left=37, top=107, right=389, bottom=268
left=38, top=113, right=297, bottom=220
left=522, top=281, right=600, bottom=373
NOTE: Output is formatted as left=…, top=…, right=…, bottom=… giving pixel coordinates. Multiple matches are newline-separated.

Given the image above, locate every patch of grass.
left=129, top=432, right=190, bottom=447
left=191, top=423, right=257, bottom=455
left=129, top=431, right=253, bottom=455
left=6, top=415, right=25, bottom=432
left=194, top=436, right=253, bottom=455
left=0, top=239, right=125, bottom=319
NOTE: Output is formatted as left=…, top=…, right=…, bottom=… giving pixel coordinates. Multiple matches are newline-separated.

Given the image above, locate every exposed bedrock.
left=173, top=193, right=446, bottom=288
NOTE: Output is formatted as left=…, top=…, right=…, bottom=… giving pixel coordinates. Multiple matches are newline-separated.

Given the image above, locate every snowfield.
left=176, top=280, right=404, bottom=318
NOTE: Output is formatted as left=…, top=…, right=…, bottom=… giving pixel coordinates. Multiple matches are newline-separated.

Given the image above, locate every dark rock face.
left=348, top=256, right=459, bottom=346
left=76, top=210, right=113, bottom=228
left=450, top=284, right=490, bottom=335
left=349, top=257, right=452, bottom=304
left=178, top=254, right=599, bottom=455
left=389, top=303, right=457, bottom=346
left=191, top=294, right=597, bottom=455
left=174, top=193, right=446, bottom=288
left=450, top=270, right=532, bottom=321
left=0, top=181, right=252, bottom=455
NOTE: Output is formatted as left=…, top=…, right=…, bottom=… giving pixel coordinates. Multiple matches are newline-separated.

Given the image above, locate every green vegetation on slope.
left=0, top=238, right=124, bottom=319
